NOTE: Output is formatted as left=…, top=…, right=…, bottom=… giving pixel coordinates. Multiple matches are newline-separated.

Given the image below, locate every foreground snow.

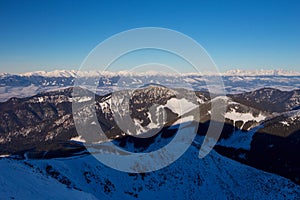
left=0, top=136, right=299, bottom=199
left=0, top=159, right=97, bottom=200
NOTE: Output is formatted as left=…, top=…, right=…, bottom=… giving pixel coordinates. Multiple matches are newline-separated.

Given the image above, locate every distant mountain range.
left=2, top=69, right=300, bottom=77
left=0, top=70, right=300, bottom=199
left=1, top=69, right=300, bottom=102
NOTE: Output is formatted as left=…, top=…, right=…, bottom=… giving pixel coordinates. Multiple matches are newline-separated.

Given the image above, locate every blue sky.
left=0, top=0, right=299, bottom=73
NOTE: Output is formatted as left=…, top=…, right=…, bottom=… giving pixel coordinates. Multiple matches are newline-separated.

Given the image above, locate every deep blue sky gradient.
left=0, top=0, right=299, bottom=73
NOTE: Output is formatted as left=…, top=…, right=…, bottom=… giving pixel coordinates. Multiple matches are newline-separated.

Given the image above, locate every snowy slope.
left=1, top=121, right=300, bottom=199
left=1, top=138, right=299, bottom=199
left=0, top=159, right=98, bottom=200
left=0, top=79, right=299, bottom=199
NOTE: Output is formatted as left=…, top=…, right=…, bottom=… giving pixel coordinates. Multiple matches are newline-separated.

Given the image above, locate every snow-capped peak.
left=4, top=69, right=300, bottom=78
left=20, top=70, right=78, bottom=78
left=223, top=69, right=300, bottom=76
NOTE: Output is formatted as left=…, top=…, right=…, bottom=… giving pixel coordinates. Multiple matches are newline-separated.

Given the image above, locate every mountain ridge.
left=3, top=69, right=300, bottom=77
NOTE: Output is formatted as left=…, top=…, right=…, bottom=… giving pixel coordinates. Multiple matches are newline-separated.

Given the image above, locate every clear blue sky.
left=0, top=0, right=299, bottom=73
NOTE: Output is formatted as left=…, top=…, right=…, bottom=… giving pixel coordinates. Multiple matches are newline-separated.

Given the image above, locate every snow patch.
left=70, top=135, right=87, bottom=143
left=165, top=98, right=198, bottom=115
left=225, top=109, right=266, bottom=123
left=280, top=121, right=290, bottom=126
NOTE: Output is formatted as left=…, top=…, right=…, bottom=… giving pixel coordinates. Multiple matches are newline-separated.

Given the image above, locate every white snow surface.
left=0, top=124, right=299, bottom=199
left=70, top=135, right=87, bottom=143
left=0, top=159, right=98, bottom=200
left=225, top=109, right=266, bottom=123
left=165, top=98, right=198, bottom=115
left=21, top=70, right=78, bottom=77
left=219, top=125, right=264, bottom=150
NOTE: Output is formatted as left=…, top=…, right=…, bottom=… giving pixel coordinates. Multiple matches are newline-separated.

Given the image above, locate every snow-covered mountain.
left=15, top=69, right=300, bottom=77
left=1, top=85, right=300, bottom=185
left=1, top=69, right=300, bottom=102
left=0, top=86, right=199, bottom=154
left=1, top=70, right=300, bottom=198
left=259, top=109, right=300, bottom=137
left=21, top=70, right=78, bottom=78
left=1, top=125, right=300, bottom=199
left=223, top=69, right=300, bottom=76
